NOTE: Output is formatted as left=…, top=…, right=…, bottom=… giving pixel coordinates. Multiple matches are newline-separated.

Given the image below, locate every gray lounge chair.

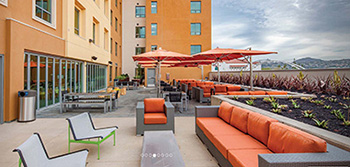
left=13, top=133, right=88, bottom=167
left=66, top=112, right=118, bottom=160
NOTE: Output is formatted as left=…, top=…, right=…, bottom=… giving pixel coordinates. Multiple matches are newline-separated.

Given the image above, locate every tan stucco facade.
left=0, top=0, right=65, bottom=121
left=110, top=0, right=123, bottom=86
left=122, top=0, right=146, bottom=78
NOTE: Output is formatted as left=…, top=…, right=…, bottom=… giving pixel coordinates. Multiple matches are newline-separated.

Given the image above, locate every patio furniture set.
left=13, top=112, right=118, bottom=166
left=114, top=80, right=139, bottom=90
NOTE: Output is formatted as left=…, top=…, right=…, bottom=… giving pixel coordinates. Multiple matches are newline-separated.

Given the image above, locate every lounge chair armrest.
left=258, top=144, right=350, bottom=167
left=164, top=102, right=175, bottom=118
left=195, top=106, right=219, bottom=117
left=136, top=102, right=145, bottom=121
left=50, top=149, right=89, bottom=160
left=95, top=126, right=119, bottom=130
left=50, top=149, right=89, bottom=167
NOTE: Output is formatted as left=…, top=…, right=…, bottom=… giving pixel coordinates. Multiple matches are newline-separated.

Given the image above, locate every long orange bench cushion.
left=268, top=122, right=327, bottom=153
left=199, top=85, right=214, bottom=93
left=213, top=135, right=267, bottom=159
left=196, top=117, right=244, bottom=142
left=247, top=112, right=278, bottom=145
left=144, top=98, right=164, bottom=113
left=227, top=85, right=241, bottom=91
left=203, top=93, right=211, bottom=97
left=230, top=106, right=251, bottom=133
left=196, top=82, right=205, bottom=87
left=248, top=91, right=266, bottom=95
left=218, top=102, right=234, bottom=123
left=144, top=113, right=167, bottom=124
left=204, top=82, right=214, bottom=86
left=228, top=149, right=272, bottom=167
left=266, top=91, right=288, bottom=95
left=227, top=91, right=249, bottom=95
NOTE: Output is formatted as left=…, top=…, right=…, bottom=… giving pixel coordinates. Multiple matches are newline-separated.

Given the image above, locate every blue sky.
left=212, top=0, right=350, bottom=62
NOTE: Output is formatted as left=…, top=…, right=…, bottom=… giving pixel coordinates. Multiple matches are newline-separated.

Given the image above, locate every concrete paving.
left=1, top=117, right=218, bottom=167
left=37, top=87, right=211, bottom=118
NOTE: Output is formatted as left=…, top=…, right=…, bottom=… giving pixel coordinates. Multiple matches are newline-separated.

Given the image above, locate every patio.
left=1, top=87, right=218, bottom=167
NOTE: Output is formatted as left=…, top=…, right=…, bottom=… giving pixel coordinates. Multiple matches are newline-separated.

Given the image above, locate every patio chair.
left=13, top=133, right=88, bottom=167
left=66, top=112, right=118, bottom=160
left=167, top=92, right=183, bottom=113
left=136, top=98, right=175, bottom=136
left=105, top=90, right=119, bottom=109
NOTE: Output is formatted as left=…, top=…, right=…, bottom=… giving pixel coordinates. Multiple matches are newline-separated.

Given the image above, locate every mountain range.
left=258, top=57, right=350, bottom=69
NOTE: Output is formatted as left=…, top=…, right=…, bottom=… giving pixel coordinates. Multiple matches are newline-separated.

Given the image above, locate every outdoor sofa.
left=195, top=102, right=350, bottom=167
left=136, top=98, right=175, bottom=136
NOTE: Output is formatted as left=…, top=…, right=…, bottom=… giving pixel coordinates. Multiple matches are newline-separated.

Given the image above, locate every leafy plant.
left=343, top=104, right=350, bottom=123
left=263, top=96, right=276, bottom=103
left=250, top=96, right=257, bottom=100
left=288, top=96, right=294, bottom=99
left=272, top=108, right=282, bottom=113
left=245, top=99, right=255, bottom=106
left=231, top=96, right=239, bottom=100
left=343, top=120, right=350, bottom=126
left=280, top=105, right=288, bottom=110
left=343, top=96, right=350, bottom=100
left=332, top=110, right=345, bottom=120
left=303, top=110, right=315, bottom=118
left=313, top=119, right=329, bottom=129
left=290, top=99, right=300, bottom=109
left=328, top=97, right=338, bottom=103
left=311, top=100, right=325, bottom=105
left=271, top=102, right=280, bottom=109
left=323, top=105, right=332, bottom=109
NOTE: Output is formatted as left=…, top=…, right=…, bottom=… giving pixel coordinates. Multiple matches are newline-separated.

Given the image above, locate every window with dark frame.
left=135, top=47, right=146, bottom=55
left=115, top=42, right=118, bottom=56
left=74, top=7, right=80, bottom=35
left=151, top=23, right=157, bottom=35
left=191, top=45, right=201, bottom=55
left=151, top=45, right=157, bottom=51
left=135, top=6, right=145, bottom=18
left=115, top=17, right=118, bottom=31
left=191, top=1, right=201, bottom=13
left=151, top=1, right=157, bottom=13
left=136, top=26, right=146, bottom=38
left=191, top=23, right=201, bottom=35
left=35, top=0, right=52, bottom=23
left=92, top=23, right=96, bottom=43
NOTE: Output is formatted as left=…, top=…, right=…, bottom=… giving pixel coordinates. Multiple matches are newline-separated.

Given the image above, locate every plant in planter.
left=303, top=110, right=315, bottom=118
left=271, top=101, right=280, bottom=109
left=331, top=109, right=345, bottom=120
left=313, top=119, right=329, bottom=129
left=342, top=104, right=350, bottom=126
left=231, top=96, right=239, bottom=100
left=324, top=105, right=332, bottom=109
left=272, top=108, right=282, bottom=113
left=263, top=96, right=276, bottom=103
left=290, top=99, right=300, bottom=109
left=245, top=99, right=255, bottom=106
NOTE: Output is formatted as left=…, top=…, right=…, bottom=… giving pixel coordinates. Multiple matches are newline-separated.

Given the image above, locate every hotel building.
left=122, top=0, right=212, bottom=86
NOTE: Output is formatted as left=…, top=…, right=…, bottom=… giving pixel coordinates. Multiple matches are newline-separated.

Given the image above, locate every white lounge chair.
left=66, top=112, right=118, bottom=160
left=13, top=133, right=88, bottom=167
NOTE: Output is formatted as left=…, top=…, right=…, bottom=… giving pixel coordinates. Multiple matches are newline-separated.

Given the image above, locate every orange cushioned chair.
left=227, top=85, right=241, bottom=92
left=136, top=98, right=175, bottom=135
left=213, top=85, right=228, bottom=95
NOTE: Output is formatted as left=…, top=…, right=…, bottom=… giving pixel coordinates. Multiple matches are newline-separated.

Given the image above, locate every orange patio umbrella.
left=193, top=47, right=277, bottom=89
left=132, top=48, right=191, bottom=96
left=171, top=60, right=215, bottom=81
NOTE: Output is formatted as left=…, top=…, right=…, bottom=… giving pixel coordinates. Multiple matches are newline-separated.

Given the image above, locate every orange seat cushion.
left=218, top=102, right=234, bottom=123
left=196, top=117, right=245, bottom=142
left=215, top=93, right=228, bottom=95
left=196, top=82, right=205, bottom=87
left=227, top=85, right=241, bottom=91
left=249, top=91, right=267, bottom=95
left=268, top=122, right=327, bottom=153
left=228, top=149, right=272, bottom=167
left=230, top=106, right=251, bottom=133
left=144, top=113, right=167, bottom=124
left=204, top=82, right=214, bottom=86
left=144, top=98, right=165, bottom=113
left=213, top=135, right=267, bottom=158
left=247, top=112, right=278, bottom=145
left=200, top=85, right=213, bottom=93
left=214, top=85, right=227, bottom=93
left=227, top=91, right=249, bottom=95
left=203, top=93, right=211, bottom=97
left=266, top=91, right=288, bottom=95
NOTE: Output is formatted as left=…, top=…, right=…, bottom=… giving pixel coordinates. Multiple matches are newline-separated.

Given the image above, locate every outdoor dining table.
left=162, top=91, right=188, bottom=111
left=63, top=92, right=115, bottom=111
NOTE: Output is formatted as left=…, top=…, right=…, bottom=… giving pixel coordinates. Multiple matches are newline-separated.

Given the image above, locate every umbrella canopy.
left=141, top=64, right=172, bottom=68
left=132, top=48, right=191, bottom=62
left=193, top=47, right=277, bottom=86
left=24, top=61, right=48, bottom=68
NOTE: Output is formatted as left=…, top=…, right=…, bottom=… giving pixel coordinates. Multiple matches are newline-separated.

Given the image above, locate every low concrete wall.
left=209, top=68, right=350, bottom=81
left=211, top=95, right=350, bottom=152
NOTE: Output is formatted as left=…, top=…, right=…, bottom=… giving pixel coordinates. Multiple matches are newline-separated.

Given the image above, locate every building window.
left=110, top=38, right=113, bottom=53
left=110, top=10, right=113, bottom=25
left=191, top=23, right=201, bottom=35
left=115, top=0, right=117, bottom=7
left=151, top=23, right=157, bottom=35
left=191, top=45, right=201, bottom=55
left=74, top=8, right=80, bottom=35
left=33, top=0, right=56, bottom=28
left=135, top=6, right=145, bottom=18
left=151, top=1, right=157, bottom=14
left=92, top=23, right=96, bottom=43
left=115, top=42, right=118, bottom=56
left=115, top=67, right=118, bottom=78
left=151, top=45, right=157, bottom=51
left=86, top=63, right=107, bottom=92
left=135, top=47, right=146, bottom=55
left=191, top=1, right=201, bottom=13
left=109, top=66, right=112, bottom=81
left=115, top=18, right=118, bottom=31
left=104, top=29, right=108, bottom=50
left=136, top=26, right=145, bottom=38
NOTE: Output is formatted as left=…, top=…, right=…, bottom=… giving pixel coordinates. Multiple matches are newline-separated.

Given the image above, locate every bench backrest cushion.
left=214, top=85, right=227, bottom=93
left=200, top=85, right=214, bottom=93
left=218, top=102, right=234, bottom=123
left=204, top=82, right=214, bottom=86
left=230, top=106, right=251, bottom=133
left=266, top=91, right=288, bottom=95
left=268, top=122, right=327, bottom=153
left=144, top=98, right=165, bottom=113
left=247, top=112, right=278, bottom=145
left=248, top=91, right=266, bottom=95
left=197, top=82, right=205, bottom=87
left=227, top=85, right=241, bottom=91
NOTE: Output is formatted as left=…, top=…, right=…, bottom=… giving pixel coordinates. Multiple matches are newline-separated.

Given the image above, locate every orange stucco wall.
left=160, top=65, right=211, bottom=83
left=144, top=0, right=212, bottom=83
left=109, top=0, right=123, bottom=86
left=0, top=1, right=64, bottom=121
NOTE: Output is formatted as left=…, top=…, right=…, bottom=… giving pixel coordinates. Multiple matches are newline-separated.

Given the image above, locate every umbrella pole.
left=158, top=62, right=161, bottom=97
left=201, top=65, right=204, bottom=81
left=217, top=61, right=220, bottom=84
left=250, top=56, right=253, bottom=91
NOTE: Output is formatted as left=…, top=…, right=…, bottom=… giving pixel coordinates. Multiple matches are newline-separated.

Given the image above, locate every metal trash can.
left=18, top=90, right=36, bottom=122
